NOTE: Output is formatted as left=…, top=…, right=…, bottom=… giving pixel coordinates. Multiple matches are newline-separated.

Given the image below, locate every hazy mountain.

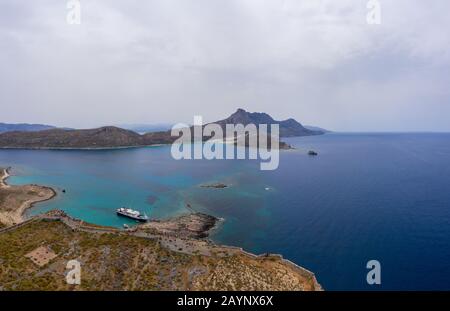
left=304, top=125, right=331, bottom=133
left=0, top=123, right=56, bottom=133
left=119, top=123, right=173, bottom=134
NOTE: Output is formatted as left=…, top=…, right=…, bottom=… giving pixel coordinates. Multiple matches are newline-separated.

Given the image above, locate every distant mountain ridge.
left=119, top=123, right=173, bottom=133
left=0, top=123, right=56, bottom=133
left=214, top=109, right=323, bottom=137
left=0, top=109, right=324, bottom=149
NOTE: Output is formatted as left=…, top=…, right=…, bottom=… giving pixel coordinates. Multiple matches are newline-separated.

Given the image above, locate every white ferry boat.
left=116, top=207, right=149, bottom=222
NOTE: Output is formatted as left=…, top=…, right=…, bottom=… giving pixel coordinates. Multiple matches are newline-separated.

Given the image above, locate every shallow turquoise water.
left=1, top=133, right=450, bottom=290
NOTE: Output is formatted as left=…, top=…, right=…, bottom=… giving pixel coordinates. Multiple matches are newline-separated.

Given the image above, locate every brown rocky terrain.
left=139, top=213, right=219, bottom=239
left=0, top=211, right=322, bottom=291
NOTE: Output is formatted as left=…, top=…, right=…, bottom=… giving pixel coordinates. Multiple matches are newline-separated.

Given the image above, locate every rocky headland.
left=0, top=167, right=56, bottom=227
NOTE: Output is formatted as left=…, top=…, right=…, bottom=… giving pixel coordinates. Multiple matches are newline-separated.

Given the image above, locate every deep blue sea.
left=1, top=133, right=450, bottom=290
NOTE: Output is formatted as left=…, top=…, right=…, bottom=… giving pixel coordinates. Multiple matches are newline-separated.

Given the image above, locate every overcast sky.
left=1, top=0, right=449, bottom=131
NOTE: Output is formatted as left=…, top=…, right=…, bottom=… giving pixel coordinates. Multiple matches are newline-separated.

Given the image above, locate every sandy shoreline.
left=0, top=167, right=57, bottom=226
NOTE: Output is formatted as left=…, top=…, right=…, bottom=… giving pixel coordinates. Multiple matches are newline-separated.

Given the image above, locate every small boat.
left=123, top=224, right=130, bottom=229
left=116, top=207, right=149, bottom=222
left=308, top=150, right=318, bottom=156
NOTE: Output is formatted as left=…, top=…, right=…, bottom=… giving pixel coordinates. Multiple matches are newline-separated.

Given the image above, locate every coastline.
left=0, top=210, right=322, bottom=290
left=0, top=167, right=322, bottom=290
left=0, top=167, right=57, bottom=226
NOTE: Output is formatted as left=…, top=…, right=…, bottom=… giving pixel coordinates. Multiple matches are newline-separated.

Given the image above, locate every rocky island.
left=0, top=210, right=322, bottom=291
left=0, top=109, right=323, bottom=150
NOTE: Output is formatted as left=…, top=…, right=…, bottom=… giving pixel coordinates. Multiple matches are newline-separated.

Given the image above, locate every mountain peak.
left=232, top=108, right=248, bottom=116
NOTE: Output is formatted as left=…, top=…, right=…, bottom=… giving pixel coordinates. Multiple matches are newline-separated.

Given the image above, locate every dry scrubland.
left=0, top=218, right=321, bottom=291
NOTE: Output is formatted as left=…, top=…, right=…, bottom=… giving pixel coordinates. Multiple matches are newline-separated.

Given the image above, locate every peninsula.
left=0, top=167, right=56, bottom=227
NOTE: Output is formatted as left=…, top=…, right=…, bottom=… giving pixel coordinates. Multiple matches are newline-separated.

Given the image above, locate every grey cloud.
left=0, top=0, right=449, bottom=131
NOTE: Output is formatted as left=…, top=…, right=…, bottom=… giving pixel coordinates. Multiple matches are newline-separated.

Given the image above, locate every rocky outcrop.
left=139, top=212, right=219, bottom=239
left=201, top=183, right=228, bottom=189
left=0, top=211, right=322, bottom=291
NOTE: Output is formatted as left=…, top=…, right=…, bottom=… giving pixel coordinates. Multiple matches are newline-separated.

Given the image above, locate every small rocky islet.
left=200, top=183, right=228, bottom=189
